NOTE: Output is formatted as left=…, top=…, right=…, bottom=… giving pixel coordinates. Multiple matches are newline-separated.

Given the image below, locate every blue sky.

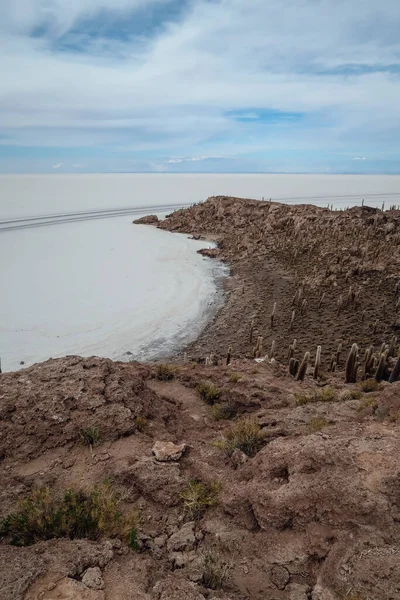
left=0, top=0, right=399, bottom=174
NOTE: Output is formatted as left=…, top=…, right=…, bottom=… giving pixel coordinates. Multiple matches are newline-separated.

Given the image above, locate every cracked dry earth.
left=2, top=356, right=400, bottom=599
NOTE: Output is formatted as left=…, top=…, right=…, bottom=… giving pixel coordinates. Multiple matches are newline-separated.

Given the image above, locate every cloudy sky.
left=0, top=0, right=399, bottom=173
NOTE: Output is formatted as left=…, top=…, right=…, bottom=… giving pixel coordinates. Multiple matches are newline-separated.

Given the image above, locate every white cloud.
left=0, top=0, right=399, bottom=165
left=52, top=162, right=62, bottom=169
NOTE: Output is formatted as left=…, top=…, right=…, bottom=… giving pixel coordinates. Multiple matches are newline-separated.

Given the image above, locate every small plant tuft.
left=197, top=381, right=222, bottom=404
left=211, top=402, right=237, bottom=421
left=202, top=550, right=230, bottom=590
left=229, top=372, right=242, bottom=383
left=156, top=364, right=175, bottom=381
left=180, top=480, right=220, bottom=520
left=215, top=417, right=265, bottom=456
left=134, top=416, right=148, bottom=432
left=358, top=378, right=382, bottom=393
left=295, top=386, right=338, bottom=406
left=80, top=426, right=100, bottom=449
left=307, top=416, right=328, bottom=432
left=128, top=528, right=141, bottom=551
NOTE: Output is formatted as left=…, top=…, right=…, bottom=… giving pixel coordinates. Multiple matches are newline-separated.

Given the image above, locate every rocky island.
left=1, top=196, right=400, bottom=600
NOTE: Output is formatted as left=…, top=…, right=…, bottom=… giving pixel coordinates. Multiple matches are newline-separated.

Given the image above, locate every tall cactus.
left=313, top=345, right=321, bottom=380
left=345, top=343, right=358, bottom=383
left=296, top=351, right=310, bottom=382
left=270, top=302, right=277, bottom=328
left=375, top=352, right=387, bottom=383
left=389, top=354, right=400, bottom=383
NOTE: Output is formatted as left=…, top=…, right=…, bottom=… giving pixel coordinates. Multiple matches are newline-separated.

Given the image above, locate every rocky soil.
left=156, top=196, right=400, bottom=370
left=2, top=197, right=400, bottom=600
left=2, top=355, right=400, bottom=599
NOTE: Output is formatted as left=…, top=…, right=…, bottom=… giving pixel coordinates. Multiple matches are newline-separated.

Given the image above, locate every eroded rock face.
left=1, top=540, right=114, bottom=600
left=0, top=357, right=167, bottom=460
left=152, top=576, right=205, bottom=600
left=225, top=427, right=400, bottom=537
left=36, top=578, right=105, bottom=600
left=152, top=441, right=187, bottom=462
left=123, top=458, right=185, bottom=506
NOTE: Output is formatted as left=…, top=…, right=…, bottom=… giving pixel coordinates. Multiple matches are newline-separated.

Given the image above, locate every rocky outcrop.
left=133, top=215, right=159, bottom=225
left=0, top=356, right=168, bottom=460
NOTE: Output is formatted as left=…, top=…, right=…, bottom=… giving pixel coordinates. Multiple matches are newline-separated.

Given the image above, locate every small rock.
left=152, top=441, right=187, bottom=462
left=231, top=448, right=249, bottom=468
left=82, top=567, right=104, bottom=591
left=167, top=521, right=196, bottom=552
left=171, top=550, right=197, bottom=568
left=270, top=565, right=290, bottom=590
left=62, top=457, right=76, bottom=470
left=154, top=534, right=168, bottom=548
left=288, top=582, right=311, bottom=600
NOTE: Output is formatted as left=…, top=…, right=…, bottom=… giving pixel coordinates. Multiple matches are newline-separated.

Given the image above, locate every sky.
left=0, top=0, right=399, bottom=174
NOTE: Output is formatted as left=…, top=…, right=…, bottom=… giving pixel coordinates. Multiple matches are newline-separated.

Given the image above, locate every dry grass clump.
left=295, top=386, right=338, bottom=406
left=215, top=417, right=265, bottom=456
left=197, top=380, right=222, bottom=404
left=180, top=480, right=220, bottom=520
left=307, top=416, right=329, bottom=432
left=211, top=402, right=237, bottom=421
left=201, top=550, right=230, bottom=590
left=0, top=483, right=138, bottom=547
left=358, top=378, right=382, bottom=393
left=134, top=416, right=148, bottom=432
left=229, top=372, right=242, bottom=383
left=156, top=364, right=176, bottom=381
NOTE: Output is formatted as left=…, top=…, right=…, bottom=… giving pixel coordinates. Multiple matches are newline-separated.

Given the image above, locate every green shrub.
left=211, top=402, right=237, bottom=421
left=80, top=426, right=100, bottom=448
left=180, top=480, right=220, bottom=520
left=128, top=528, right=141, bottom=551
left=215, top=417, right=264, bottom=456
left=156, top=364, right=175, bottom=381
left=0, top=483, right=138, bottom=547
left=202, top=550, right=230, bottom=590
left=196, top=381, right=222, bottom=404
